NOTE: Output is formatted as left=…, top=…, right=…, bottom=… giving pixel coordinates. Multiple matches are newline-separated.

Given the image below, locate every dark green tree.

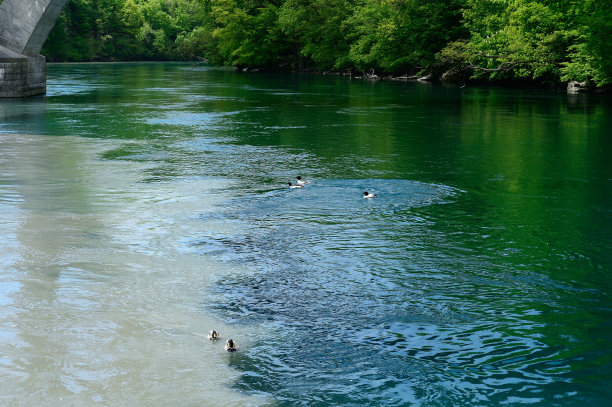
left=209, top=0, right=291, bottom=68
left=39, top=0, right=612, bottom=87
left=277, top=0, right=352, bottom=70
left=345, top=0, right=466, bottom=74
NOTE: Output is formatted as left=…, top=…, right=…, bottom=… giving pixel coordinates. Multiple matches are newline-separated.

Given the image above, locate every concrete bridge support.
left=0, top=0, right=69, bottom=97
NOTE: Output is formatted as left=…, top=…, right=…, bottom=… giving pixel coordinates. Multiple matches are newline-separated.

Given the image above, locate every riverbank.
left=232, top=64, right=612, bottom=94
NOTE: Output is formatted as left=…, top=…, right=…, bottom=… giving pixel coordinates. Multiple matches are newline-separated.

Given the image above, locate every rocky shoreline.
left=235, top=65, right=611, bottom=94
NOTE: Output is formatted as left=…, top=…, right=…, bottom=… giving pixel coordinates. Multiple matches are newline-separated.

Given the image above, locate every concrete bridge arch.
left=0, top=0, right=69, bottom=97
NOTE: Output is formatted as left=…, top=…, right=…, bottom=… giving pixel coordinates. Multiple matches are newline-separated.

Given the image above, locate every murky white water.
left=0, top=133, right=273, bottom=406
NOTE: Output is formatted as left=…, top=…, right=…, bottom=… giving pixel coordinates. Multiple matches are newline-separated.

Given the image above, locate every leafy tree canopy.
left=40, top=0, right=612, bottom=87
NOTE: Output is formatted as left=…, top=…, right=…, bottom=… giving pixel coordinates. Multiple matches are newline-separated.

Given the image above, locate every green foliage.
left=42, top=0, right=95, bottom=61
left=560, top=0, right=612, bottom=86
left=39, top=0, right=612, bottom=87
left=439, top=0, right=611, bottom=86
left=43, top=0, right=213, bottom=61
left=209, top=0, right=290, bottom=68
left=278, top=0, right=352, bottom=70
left=345, top=0, right=467, bottom=73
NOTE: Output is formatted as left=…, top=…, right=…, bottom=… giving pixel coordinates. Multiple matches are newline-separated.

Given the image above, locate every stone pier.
left=0, top=0, right=69, bottom=97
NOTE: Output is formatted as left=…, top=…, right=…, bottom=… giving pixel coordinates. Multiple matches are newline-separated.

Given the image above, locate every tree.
left=210, top=0, right=291, bottom=68
left=42, top=0, right=95, bottom=61
left=345, top=0, right=467, bottom=74
left=560, top=0, right=612, bottom=86
left=438, top=0, right=611, bottom=87
left=39, top=0, right=612, bottom=88
left=278, top=0, right=352, bottom=70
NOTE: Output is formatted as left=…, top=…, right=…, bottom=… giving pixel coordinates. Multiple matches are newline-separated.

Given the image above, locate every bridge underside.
left=0, top=45, right=45, bottom=97
left=0, top=0, right=69, bottom=97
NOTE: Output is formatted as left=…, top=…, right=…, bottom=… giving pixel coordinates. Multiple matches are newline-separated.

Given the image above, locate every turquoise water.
left=1, top=63, right=611, bottom=406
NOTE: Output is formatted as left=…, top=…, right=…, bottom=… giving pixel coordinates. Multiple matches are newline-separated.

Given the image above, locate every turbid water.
left=1, top=63, right=611, bottom=406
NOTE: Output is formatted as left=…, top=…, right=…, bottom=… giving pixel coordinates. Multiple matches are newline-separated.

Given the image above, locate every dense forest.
left=38, top=0, right=612, bottom=88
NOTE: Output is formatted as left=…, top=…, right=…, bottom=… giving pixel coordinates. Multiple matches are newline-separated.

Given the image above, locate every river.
left=1, top=63, right=611, bottom=406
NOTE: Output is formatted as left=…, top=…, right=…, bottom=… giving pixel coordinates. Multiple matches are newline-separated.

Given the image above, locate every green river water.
left=0, top=63, right=611, bottom=406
